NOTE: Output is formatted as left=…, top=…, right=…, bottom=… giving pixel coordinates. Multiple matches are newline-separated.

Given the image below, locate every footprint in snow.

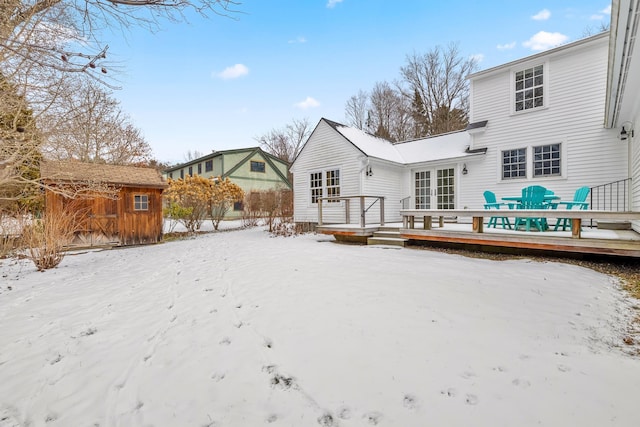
left=403, top=394, right=417, bottom=410
left=363, top=411, right=383, bottom=425
left=211, top=372, right=226, bottom=382
left=337, top=406, right=352, bottom=419
left=219, top=337, right=231, bottom=346
left=441, top=387, right=457, bottom=397
left=465, top=394, right=479, bottom=405
left=317, top=413, right=336, bottom=426
left=266, top=414, right=278, bottom=423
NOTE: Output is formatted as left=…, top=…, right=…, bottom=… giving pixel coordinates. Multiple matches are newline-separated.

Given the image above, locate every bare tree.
left=184, top=150, right=205, bottom=162
left=345, top=89, right=369, bottom=130
left=1, top=1, right=239, bottom=80
left=2, top=0, right=238, bottom=207
left=367, top=81, right=412, bottom=142
left=399, top=42, right=478, bottom=136
left=255, top=117, right=312, bottom=164
left=39, top=78, right=153, bottom=165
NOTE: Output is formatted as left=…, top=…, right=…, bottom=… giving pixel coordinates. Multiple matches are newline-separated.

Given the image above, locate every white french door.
left=414, top=168, right=455, bottom=209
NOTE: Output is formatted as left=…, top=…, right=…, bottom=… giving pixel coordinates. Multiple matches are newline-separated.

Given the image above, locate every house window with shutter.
left=134, top=194, right=149, bottom=211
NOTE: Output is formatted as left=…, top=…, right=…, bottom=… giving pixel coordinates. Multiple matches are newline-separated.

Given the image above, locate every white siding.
left=362, top=160, right=404, bottom=223
left=462, top=35, right=628, bottom=209
left=631, top=110, right=640, bottom=232
left=291, top=121, right=364, bottom=224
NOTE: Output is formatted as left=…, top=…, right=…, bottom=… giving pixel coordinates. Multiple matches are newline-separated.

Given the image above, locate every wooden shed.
left=40, top=161, right=168, bottom=247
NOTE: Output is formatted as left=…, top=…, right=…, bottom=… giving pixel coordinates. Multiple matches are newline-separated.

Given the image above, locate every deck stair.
left=367, top=227, right=407, bottom=247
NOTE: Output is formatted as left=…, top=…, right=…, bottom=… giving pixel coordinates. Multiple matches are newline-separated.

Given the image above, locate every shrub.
left=21, top=201, right=88, bottom=271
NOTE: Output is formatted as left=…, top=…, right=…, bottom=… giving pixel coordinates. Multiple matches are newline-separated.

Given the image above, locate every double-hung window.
left=533, top=144, right=561, bottom=177
left=501, top=144, right=563, bottom=180
left=325, top=170, right=340, bottom=200
left=515, top=65, right=544, bottom=112
left=502, top=148, right=527, bottom=179
left=205, top=160, right=213, bottom=172
left=310, top=169, right=340, bottom=204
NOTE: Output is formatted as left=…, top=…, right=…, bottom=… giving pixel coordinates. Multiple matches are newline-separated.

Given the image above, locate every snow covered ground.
left=1, top=224, right=639, bottom=426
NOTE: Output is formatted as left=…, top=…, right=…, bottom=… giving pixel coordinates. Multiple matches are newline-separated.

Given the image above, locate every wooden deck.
left=316, top=209, right=640, bottom=258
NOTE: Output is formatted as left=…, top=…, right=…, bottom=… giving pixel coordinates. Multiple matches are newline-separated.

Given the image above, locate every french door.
left=415, top=168, right=455, bottom=209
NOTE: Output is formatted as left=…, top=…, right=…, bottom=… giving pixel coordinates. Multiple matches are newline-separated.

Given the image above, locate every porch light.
left=620, top=122, right=634, bottom=141
left=366, top=166, right=373, bottom=177
left=462, top=164, right=468, bottom=175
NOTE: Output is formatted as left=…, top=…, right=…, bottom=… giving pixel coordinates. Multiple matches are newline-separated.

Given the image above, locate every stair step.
left=367, top=236, right=407, bottom=247
left=597, top=220, right=632, bottom=230
left=373, top=230, right=402, bottom=238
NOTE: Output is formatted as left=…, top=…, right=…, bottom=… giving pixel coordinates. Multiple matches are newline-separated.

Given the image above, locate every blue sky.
left=104, top=1, right=612, bottom=164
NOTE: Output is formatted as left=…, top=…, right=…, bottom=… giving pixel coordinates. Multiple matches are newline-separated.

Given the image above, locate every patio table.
left=501, top=195, right=560, bottom=204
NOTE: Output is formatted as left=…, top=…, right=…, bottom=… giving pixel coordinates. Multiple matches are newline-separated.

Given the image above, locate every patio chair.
left=483, top=191, right=512, bottom=229
left=514, top=185, right=548, bottom=232
left=554, top=186, right=590, bottom=231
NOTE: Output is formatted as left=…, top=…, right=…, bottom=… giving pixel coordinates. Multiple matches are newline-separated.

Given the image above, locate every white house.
left=292, top=28, right=636, bottom=228
left=606, top=0, right=639, bottom=232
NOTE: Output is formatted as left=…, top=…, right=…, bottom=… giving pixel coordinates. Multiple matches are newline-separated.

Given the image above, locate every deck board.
left=316, top=222, right=640, bottom=258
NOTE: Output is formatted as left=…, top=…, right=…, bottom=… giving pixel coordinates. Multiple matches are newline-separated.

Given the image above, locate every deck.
left=317, top=217, right=640, bottom=258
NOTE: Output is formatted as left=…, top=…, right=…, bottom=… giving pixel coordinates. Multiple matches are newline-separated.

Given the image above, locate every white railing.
left=318, top=195, right=385, bottom=227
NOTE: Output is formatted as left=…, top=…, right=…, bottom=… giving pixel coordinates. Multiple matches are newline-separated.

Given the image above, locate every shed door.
left=415, top=168, right=455, bottom=209
left=70, top=198, right=119, bottom=247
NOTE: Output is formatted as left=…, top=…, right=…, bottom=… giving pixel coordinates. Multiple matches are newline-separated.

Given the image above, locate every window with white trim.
left=310, top=172, right=323, bottom=203
left=502, top=148, right=527, bottom=179
left=533, top=143, right=561, bottom=177
left=310, top=169, right=340, bottom=204
left=325, top=169, right=340, bottom=201
left=515, top=65, right=544, bottom=112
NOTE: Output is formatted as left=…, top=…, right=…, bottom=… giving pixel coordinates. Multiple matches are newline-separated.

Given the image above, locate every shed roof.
left=40, top=161, right=167, bottom=189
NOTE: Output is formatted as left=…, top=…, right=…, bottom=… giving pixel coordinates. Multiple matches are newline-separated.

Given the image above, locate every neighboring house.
left=606, top=0, right=639, bottom=233
left=40, top=160, right=167, bottom=247
left=163, top=147, right=291, bottom=219
left=292, top=31, right=633, bottom=226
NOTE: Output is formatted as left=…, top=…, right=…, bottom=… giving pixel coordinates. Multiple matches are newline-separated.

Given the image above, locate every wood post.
left=572, top=219, right=581, bottom=239
left=423, top=216, right=431, bottom=230
left=472, top=216, right=484, bottom=233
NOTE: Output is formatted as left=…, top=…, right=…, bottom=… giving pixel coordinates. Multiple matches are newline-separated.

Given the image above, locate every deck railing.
left=590, top=178, right=631, bottom=211
left=318, top=195, right=385, bottom=227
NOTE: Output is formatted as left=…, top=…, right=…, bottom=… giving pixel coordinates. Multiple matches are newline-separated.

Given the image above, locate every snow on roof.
left=333, top=122, right=474, bottom=164
left=394, top=130, right=473, bottom=163
left=334, top=125, right=405, bottom=163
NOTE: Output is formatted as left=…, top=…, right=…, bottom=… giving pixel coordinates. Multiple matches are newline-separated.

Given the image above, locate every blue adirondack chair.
left=554, top=186, right=590, bottom=231
left=483, top=190, right=512, bottom=229
left=514, top=185, right=548, bottom=231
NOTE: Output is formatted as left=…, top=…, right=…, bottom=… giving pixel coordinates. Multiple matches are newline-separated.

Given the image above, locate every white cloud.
left=590, top=14, right=604, bottom=20
left=470, top=53, right=484, bottom=63
left=601, top=5, right=611, bottom=14
left=522, top=31, right=569, bottom=51
left=288, top=36, right=307, bottom=44
left=327, top=0, right=343, bottom=8
left=295, top=97, right=320, bottom=109
left=496, top=41, right=517, bottom=50
left=215, top=64, right=249, bottom=80
left=532, top=9, right=551, bottom=21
